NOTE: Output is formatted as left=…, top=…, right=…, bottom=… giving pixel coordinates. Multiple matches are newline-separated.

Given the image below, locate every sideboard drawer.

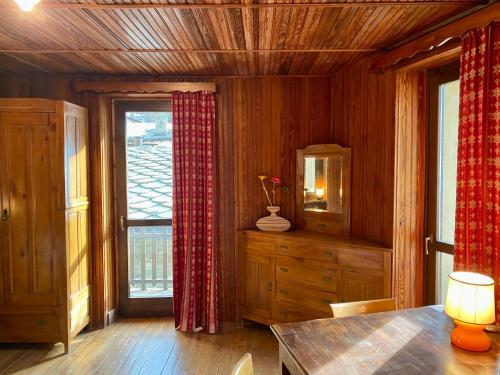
left=276, top=239, right=338, bottom=263
left=276, top=255, right=338, bottom=292
left=275, top=301, right=329, bottom=323
left=276, top=281, right=338, bottom=313
left=241, top=234, right=275, bottom=254
left=338, top=248, right=385, bottom=271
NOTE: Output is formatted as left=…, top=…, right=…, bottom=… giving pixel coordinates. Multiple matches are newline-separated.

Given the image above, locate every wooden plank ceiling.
left=0, top=0, right=483, bottom=76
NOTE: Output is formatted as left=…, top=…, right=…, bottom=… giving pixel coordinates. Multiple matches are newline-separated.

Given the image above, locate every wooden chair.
left=231, top=353, right=254, bottom=375
left=330, top=298, right=397, bottom=318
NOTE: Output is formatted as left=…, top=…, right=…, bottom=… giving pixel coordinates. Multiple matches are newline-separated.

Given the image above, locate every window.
left=426, top=63, right=460, bottom=305
left=125, top=111, right=173, bottom=298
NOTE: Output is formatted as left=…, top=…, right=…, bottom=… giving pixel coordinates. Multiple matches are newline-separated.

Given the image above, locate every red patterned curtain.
left=172, top=91, right=218, bottom=333
left=454, top=22, right=500, bottom=321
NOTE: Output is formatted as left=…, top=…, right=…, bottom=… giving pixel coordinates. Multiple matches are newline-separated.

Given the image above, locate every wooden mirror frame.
left=296, top=144, right=351, bottom=235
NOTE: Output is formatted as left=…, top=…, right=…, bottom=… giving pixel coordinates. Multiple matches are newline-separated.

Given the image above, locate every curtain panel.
left=454, top=22, right=500, bottom=321
left=172, top=91, right=219, bottom=333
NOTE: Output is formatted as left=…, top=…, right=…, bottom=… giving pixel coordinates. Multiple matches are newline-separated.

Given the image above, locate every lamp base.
left=485, top=324, right=500, bottom=333
left=451, top=320, right=491, bottom=352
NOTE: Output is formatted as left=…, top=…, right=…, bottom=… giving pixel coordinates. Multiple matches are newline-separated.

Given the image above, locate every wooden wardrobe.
left=0, top=99, right=90, bottom=353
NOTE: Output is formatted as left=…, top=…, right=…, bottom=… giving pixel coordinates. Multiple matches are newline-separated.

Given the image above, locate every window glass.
left=437, top=80, right=459, bottom=245
left=126, top=111, right=173, bottom=220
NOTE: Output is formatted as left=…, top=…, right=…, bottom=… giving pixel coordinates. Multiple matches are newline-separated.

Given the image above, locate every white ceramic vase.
left=256, top=206, right=291, bottom=232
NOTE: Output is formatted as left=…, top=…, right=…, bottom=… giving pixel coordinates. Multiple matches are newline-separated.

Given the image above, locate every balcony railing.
left=128, top=225, right=173, bottom=298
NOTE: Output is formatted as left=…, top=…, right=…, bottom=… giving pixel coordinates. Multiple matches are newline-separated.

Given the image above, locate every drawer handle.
left=322, top=251, right=332, bottom=257
left=36, top=319, right=48, bottom=327
left=279, top=289, right=289, bottom=295
left=317, top=223, right=326, bottom=229
left=322, top=276, right=332, bottom=282
left=280, top=267, right=289, bottom=272
left=268, top=282, right=273, bottom=292
left=280, top=245, right=289, bottom=250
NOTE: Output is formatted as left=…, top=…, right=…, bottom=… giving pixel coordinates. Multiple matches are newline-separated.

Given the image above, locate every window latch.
left=120, top=215, right=127, bottom=232
left=425, top=235, right=434, bottom=256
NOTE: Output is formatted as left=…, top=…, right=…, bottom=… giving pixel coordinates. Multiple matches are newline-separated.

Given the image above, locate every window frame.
left=425, top=62, right=460, bottom=305
left=114, top=99, right=174, bottom=317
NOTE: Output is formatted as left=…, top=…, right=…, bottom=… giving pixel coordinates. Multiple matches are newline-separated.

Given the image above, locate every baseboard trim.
left=107, top=308, right=119, bottom=325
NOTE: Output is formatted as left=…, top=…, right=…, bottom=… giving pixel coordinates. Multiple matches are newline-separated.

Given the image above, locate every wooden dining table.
left=270, top=305, right=500, bottom=375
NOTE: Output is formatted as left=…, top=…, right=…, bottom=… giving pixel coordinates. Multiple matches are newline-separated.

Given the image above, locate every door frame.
left=114, top=99, right=173, bottom=317
left=424, top=62, right=459, bottom=305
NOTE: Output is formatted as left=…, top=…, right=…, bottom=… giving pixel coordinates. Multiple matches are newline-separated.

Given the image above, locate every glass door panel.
left=436, top=79, right=459, bottom=246
left=128, top=226, right=173, bottom=298
left=116, top=101, right=173, bottom=316
left=436, top=252, right=454, bottom=304
left=426, top=63, right=459, bottom=305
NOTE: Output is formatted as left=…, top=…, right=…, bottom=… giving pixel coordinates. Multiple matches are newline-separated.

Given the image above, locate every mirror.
left=297, top=144, right=351, bottom=235
left=303, top=155, right=343, bottom=213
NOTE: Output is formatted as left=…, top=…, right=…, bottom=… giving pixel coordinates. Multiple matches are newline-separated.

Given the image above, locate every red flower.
left=271, top=176, right=281, bottom=184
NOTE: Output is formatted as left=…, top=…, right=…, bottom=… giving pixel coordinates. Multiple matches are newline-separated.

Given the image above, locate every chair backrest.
left=330, top=298, right=397, bottom=318
left=231, top=353, right=254, bottom=375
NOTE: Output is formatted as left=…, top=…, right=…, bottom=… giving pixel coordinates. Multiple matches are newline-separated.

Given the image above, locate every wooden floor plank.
left=0, top=318, right=279, bottom=375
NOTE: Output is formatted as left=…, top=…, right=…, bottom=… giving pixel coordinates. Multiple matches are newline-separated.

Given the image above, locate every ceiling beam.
left=1, top=1, right=484, bottom=10
left=241, top=0, right=257, bottom=76
left=0, top=48, right=377, bottom=54
left=372, top=2, right=500, bottom=69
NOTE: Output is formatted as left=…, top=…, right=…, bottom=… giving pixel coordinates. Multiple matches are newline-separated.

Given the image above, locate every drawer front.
left=0, top=314, right=62, bottom=342
left=241, top=234, right=275, bottom=254
left=338, top=248, right=384, bottom=271
left=276, top=281, right=338, bottom=313
left=277, top=255, right=337, bottom=292
left=275, top=302, right=329, bottom=323
left=276, top=240, right=338, bottom=263
left=303, top=217, right=346, bottom=235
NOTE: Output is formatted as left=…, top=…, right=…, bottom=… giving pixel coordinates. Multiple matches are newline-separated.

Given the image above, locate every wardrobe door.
left=63, top=103, right=91, bottom=335
left=0, top=111, right=59, bottom=307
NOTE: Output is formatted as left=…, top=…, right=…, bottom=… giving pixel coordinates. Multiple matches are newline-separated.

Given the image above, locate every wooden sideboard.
left=238, top=229, right=392, bottom=325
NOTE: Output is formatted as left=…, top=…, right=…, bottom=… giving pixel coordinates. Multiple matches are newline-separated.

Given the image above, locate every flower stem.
left=272, top=182, right=276, bottom=206
left=260, top=179, right=273, bottom=206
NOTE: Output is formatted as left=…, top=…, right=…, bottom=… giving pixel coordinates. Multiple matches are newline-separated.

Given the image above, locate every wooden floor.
left=0, top=318, right=279, bottom=375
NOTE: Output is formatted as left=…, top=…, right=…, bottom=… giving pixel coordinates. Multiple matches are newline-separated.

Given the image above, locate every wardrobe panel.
left=0, top=112, right=57, bottom=307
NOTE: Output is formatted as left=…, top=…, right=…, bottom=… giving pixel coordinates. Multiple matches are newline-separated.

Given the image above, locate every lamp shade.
left=445, top=271, right=495, bottom=325
left=315, top=188, right=324, bottom=199
left=14, top=0, right=40, bottom=12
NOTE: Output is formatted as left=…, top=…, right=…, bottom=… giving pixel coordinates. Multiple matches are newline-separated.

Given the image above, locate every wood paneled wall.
left=0, top=75, right=79, bottom=102
left=330, top=64, right=396, bottom=247
left=84, top=93, right=117, bottom=327
left=0, top=72, right=400, bottom=321
left=393, top=70, right=426, bottom=309
left=330, top=65, right=427, bottom=308
left=226, top=78, right=333, bottom=228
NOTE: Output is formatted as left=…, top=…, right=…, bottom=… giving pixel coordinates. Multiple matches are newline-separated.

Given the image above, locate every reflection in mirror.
left=304, top=155, right=342, bottom=213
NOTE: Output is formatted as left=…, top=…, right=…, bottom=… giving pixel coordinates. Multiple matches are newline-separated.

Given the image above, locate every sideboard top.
left=239, top=228, right=392, bottom=252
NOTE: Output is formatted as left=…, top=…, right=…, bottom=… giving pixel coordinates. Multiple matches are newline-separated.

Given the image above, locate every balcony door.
left=425, top=63, right=460, bottom=305
left=115, top=100, right=173, bottom=316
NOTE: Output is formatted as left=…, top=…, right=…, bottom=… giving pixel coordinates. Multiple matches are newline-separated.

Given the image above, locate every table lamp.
left=315, top=188, right=324, bottom=200
left=445, top=271, right=495, bottom=352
